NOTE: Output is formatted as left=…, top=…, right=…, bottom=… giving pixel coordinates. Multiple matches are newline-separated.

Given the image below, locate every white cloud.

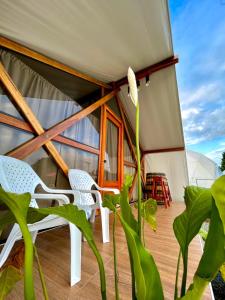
left=181, top=107, right=199, bottom=120
left=182, top=105, right=225, bottom=146
left=180, top=82, right=222, bottom=106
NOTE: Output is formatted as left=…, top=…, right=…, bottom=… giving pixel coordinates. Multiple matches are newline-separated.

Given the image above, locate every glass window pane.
left=104, top=120, right=118, bottom=181
left=0, top=82, right=24, bottom=119
left=62, top=109, right=100, bottom=148
left=0, top=48, right=100, bottom=131
left=107, top=97, right=121, bottom=118
left=0, top=124, right=34, bottom=154
left=24, top=148, right=58, bottom=190
left=124, top=137, right=135, bottom=163
left=54, top=142, right=99, bottom=184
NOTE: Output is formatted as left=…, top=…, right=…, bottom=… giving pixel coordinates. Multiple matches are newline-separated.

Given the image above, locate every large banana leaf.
left=29, top=205, right=107, bottom=300
left=0, top=266, right=22, bottom=300
left=103, top=182, right=163, bottom=300
left=173, top=186, right=212, bottom=296
left=119, top=175, right=138, bottom=233
left=0, top=187, right=35, bottom=300
left=181, top=200, right=225, bottom=299
left=118, top=214, right=164, bottom=300
left=211, top=175, right=225, bottom=233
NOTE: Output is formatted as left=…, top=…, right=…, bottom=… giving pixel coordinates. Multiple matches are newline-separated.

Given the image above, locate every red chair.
left=145, top=173, right=172, bottom=208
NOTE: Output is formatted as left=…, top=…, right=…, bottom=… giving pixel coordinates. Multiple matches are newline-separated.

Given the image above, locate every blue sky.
left=169, top=0, right=225, bottom=165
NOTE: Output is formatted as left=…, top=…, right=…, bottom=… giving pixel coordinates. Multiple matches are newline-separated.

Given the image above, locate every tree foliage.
left=220, top=151, right=225, bottom=172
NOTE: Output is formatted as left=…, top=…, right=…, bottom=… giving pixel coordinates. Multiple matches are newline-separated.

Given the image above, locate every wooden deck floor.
left=7, top=202, right=212, bottom=300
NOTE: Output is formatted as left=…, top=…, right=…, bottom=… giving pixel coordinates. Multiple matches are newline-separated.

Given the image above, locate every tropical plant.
left=220, top=151, right=225, bottom=172
left=102, top=67, right=225, bottom=300
left=0, top=188, right=106, bottom=300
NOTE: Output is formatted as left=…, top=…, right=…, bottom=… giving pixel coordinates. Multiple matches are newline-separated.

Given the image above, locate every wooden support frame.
left=143, top=147, right=185, bottom=155
left=114, top=56, right=179, bottom=87
left=124, top=160, right=136, bottom=168
left=116, top=95, right=137, bottom=165
left=0, top=36, right=111, bottom=89
left=129, top=154, right=145, bottom=199
left=0, top=113, right=100, bottom=156
left=0, top=62, right=69, bottom=175
left=7, top=89, right=118, bottom=160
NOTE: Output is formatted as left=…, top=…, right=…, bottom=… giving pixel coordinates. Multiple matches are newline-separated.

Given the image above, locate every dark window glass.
left=0, top=124, right=33, bottom=154
left=62, top=108, right=100, bottom=149
left=124, top=137, right=135, bottom=164
left=107, top=97, right=121, bottom=118
left=104, top=120, right=119, bottom=181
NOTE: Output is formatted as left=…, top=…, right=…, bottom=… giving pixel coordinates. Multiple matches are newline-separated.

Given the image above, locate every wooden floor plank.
left=6, top=202, right=212, bottom=299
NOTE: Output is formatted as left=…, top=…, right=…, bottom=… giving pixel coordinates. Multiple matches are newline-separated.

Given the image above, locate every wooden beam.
left=129, top=170, right=138, bottom=199
left=8, top=89, right=119, bottom=159
left=116, top=95, right=137, bottom=164
left=0, top=113, right=100, bottom=156
left=124, top=160, right=136, bottom=168
left=114, top=56, right=179, bottom=87
left=143, top=147, right=185, bottom=155
left=0, top=35, right=111, bottom=89
left=0, top=62, right=69, bottom=175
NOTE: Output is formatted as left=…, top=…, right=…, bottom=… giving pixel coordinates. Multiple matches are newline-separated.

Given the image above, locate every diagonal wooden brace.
left=0, top=62, right=69, bottom=175
left=6, top=83, right=119, bottom=161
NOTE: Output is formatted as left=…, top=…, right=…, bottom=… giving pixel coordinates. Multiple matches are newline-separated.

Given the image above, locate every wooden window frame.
left=98, top=104, right=124, bottom=189
left=0, top=39, right=144, bottom=198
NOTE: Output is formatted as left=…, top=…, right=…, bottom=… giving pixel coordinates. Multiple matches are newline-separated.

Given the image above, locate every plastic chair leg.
left=69, top=223, right=82, bottom=286
left=100, top=206, right=110, bottom=243
left=89, top=209, right=96, bottom=224
left=0, top=224, right=21, bottom=268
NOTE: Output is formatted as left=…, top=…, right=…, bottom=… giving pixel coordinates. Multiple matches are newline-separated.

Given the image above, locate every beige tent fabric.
left=0, top=0, right=188, bottom=198
left=119, top=66, right=184, bottom=151
left=0, top=0, right=173, bottom=82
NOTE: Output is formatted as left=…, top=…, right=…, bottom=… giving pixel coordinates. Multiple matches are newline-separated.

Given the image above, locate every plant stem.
left=135, top=102, right=142, bottom=239
left=181, top=254, right=188, bottom=297
left=174, top=250, right=181, bottom=300
left=19, top=222, right=35, bottom=300
left=34, top=245, right=49, bottom=300
left=113, top=213, right=119, bottom=300
left=142, top=211, right=145, bottom=247
left=88, top=239, right=107, bottom=300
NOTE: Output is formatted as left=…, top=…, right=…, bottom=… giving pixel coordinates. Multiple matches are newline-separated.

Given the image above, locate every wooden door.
left=99, top=105, right=123, bottom=189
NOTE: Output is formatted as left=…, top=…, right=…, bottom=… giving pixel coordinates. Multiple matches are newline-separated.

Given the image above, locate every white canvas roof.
left=0, top=0, right=185, bottom=152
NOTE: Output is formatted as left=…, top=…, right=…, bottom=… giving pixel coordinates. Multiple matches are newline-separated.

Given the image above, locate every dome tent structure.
left=186, top=150, right=222, bottom=188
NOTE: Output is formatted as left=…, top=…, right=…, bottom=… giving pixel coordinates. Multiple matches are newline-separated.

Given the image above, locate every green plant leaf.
left=211, top=175, right=225, bottom=233
left=198, top=228, right=208, bottom=241
left=173, top=186, right=212, bottom=296
left=0, top=265, right=22, bottom=300
left=103, top=194, right=120, bottom=212
left=143, top=199, right=157, bottom=231
left=179, top=276, right=208, bottom=300
left=220, top=264, right=225, bottom=281
left=0, top=187, right=35, bottom=300
left=181, top=200, right=225, bottom=299
left=118, top=213, right=164, bottom=300
left=120, top=177, right=138, bottom=233
left=30, top=204, right=106, bottom=300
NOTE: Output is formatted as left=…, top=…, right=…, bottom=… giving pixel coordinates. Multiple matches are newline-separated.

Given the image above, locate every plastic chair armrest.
left=96, top=187, right=120, bottom=194
left=31, top=193, right=70, bottom=205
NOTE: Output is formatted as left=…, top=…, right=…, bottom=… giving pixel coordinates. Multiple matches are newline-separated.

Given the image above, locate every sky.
left=169, top=0, right=225, bottom=165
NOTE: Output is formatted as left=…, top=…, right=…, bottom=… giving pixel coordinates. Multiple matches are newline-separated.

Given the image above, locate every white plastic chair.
left=68, top=169, right=119, bottom=243
left=0, top=155, right=81, bottom=286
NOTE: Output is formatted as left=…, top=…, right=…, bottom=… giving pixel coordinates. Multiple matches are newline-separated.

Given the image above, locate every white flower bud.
left=127, top=67, right=138, bottom=106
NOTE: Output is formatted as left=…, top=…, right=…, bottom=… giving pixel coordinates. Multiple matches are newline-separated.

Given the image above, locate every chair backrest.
left=68, top=169, right=97, bottom=206
left=0, top=155, right=43, bottom=207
